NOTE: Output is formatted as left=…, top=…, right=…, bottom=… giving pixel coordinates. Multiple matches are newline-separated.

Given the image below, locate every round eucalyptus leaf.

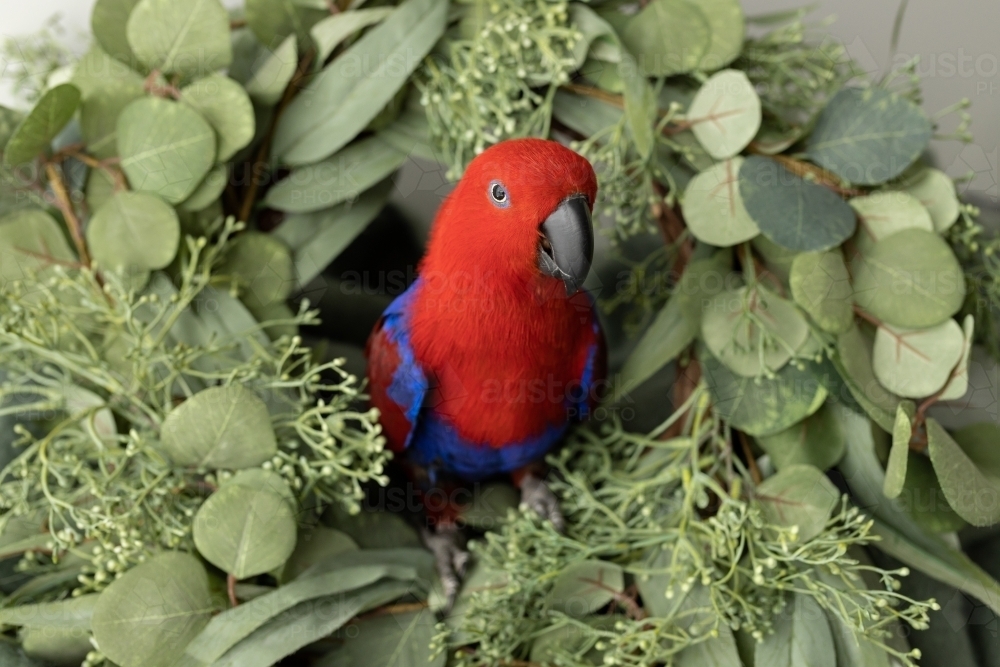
left=897, top=167, right=960, bottom=232
left=850, top=228, right=964, bottom=329
left=87, top=191, right=180, bottom=273
left=738, top=155, right=856, bottom=252
left=701, top=350, right=827, bottom=437
left=900, top=452, right=967, bottom=533
left=926, top=418, right=1000, bottom=526
left=245, top=35, right=298, bottom=107
left=91, top=552, right=213, bottom=667
left=86, top=168, right=117, bottom=213
left=126, top=0, right=233, bottom=79
left=683, top=158, right=759, bottom=246
left=789, top=250, right=853, bottom=334
left=757, top=403, right=845, bottom=472
left=74, top=47, right=145, bottom=159
left=0, top=209, right=76, bottom=289
left=701, top=287, right=809, bottom=377
left=620, top=0, right=710, bottom=77
left=849, top=190, right=933, bottom=253
left=755, top=464, right=839, bottom=541
left=180, top=74, right=255, bottom=162
left=223, top=468, right=296, bottom=510
left=884, top=400, right=915, bottom=499
left=246, top=0, right=327, bottom=48
left=751, top=122, right=803, bottom=155
left=280, top=526, right=358, bottom=583
left=682, top=0, right=743, bottom=70
left=91, top=0, right=141, bottom=63
left=159, top=385, right=277, bottom=469
left=117, top=97, right=216, bottom=203
left=872, top=319, right=964, bottom=398
left=193, top=484, right=297, bottom=579
left=546, top=560, right=624, bottom=617
left=180, top=164, right=227, bottom=212
left=219, top=232, right=294, bottom=310
left=687, top=70, right=761, bottom=159
left=3, top=84, right=81, bottom=165
left=940, top=314, right=974, bottom=400
left=807, top=87, right=931, bottom=186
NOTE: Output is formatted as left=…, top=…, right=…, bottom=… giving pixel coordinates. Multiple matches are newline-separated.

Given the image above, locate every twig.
left=746, top=146, right=864, bottom=197
left=353, top=600, right=428, bottom=623
left=44, top=162, right=91, bottom=267
left=737, top=431, right=762, bottom=485
left=143, top=70, right=183, bottom=100
left=51, top=144, right=128, bottom=192
left=230, top=19, right=248, bottom=29
left=227, top=573, right=239, bottom=607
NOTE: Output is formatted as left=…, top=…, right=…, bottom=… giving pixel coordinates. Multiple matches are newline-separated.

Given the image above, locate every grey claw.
left=520, top=474, right=565, bottom=533
left=421, top=523, right=468, bottom=611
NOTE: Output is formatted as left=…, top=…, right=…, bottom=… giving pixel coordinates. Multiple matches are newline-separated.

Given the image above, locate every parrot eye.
left=489, top=180, right=509, bottom=208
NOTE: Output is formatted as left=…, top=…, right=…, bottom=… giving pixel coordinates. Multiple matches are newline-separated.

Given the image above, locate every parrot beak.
left=537, top=194, right=594, bottom=295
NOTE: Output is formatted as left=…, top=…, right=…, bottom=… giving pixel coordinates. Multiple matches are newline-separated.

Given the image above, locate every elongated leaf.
left=808, top=87, right=931, bottom=186
left=212, top=579, right=414, bottom=667
left=939, top=314, right=974, bottom=400
left=314, top=608, right=443, bottom=667
left=91, top=0, right=142, bottom=63
left=546, top=560, right=624, bottom=617
left=927, top=418, right=1000, bottom=526
left=678, top=628, right=742, bottom=667
left=87, top=191, right=180, bottom=273
left=312, top=7, right=394, bottom=63
left=831, top=325, right=899, bottom=431
left=897, top=167, right=960, bottom=232
left=0, top=595, right=97, bottom=629
left=683, top=158, right=759, bottom=247
left=687, top=70, right=761, bottom=159
left=244, top=35, right=298, bottom=106
left=274, top=179, right=391, bottom=288
left=180, top=74, right=255, bottom=162
left=899, top=451, right=966, bottom=533
left=159, top=385, right=277, bottom=469
left=617, top=296, right=698, bottom=398
left=756, top=593, right=835, bottom=667
left=622, top=55, right=656, bottom=160
left=274, top=0, right=447, bottom=165
left=851, top=228, right=964, bottom=329
left=568, top=3, right=619, bottom=69
left=280, top=526, right=358, bottom=582
left=620, top=0, right=710, bottom=76
left=552, top=90, right=623, bottom=138
left=872, top=319, right=964, bottom=398
left=126, top=0, right=232, bottom=79
left=91, top=552, right=213, bottom=667
left=884, top=401, right=914, bottom=499
left=790, top=249, right=853, bottom=334
left=757, top=403, right=845, bottom=471
left=21, top=626, right=92, bottom=665
left=266, top=136, right=404, bottom=213
left=3, top=84, right=80, bottom=165
left=117, top=97, right=216, bottom=203
left=756, top=464, right=839, bottom=541
left=739, top=155, right=856, bottom=252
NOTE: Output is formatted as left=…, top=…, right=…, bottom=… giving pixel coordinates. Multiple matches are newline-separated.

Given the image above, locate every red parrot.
left=365, top=138, right=605, bottom=598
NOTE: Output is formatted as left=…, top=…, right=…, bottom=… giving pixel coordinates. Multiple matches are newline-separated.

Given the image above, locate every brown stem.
left=746, top=147, right=864, bottom=197
left=238, top=48, right=316, bottom=223
left=559, top=83, right=624, bottom=109
left=353, top=600, right=428, bottom=623
left=52, top=145, right=128, bottom=191
left=44, top=162, right=91, bottom=267
left=143, top=70, right=183, bottom=100
left=230, top=19, right=248, bottom=29
left=227, top=573, right=239, bottom=607
left=738, top=431, right=763, bottom=485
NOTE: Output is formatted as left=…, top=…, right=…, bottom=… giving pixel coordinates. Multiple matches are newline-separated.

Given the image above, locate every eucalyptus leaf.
left=117, top=97, right=216, bottom=203
left=675, top=250, right=733, bottom=324
left=245, top=0, right=328, bottom=48
left=687, top=70, right=761, bottom=160
left=739, top=155, right=857, bottom=252
left=683, top=158, right=759, bottom=246
left=831, top=325, right=899, bottom=431
left=851, top=228, right=964, bottom=329
left=91, top=552, right=213, bottom=667
left=180, top=74, right=255, bottom=162
left=0, top=106, right=25, bottom=149
left=900, top=452, right=967, bottom=533
left=807, top=87, right=931, bottom=186
left=871, top=319, right=964, bottom=398
left=312, top=7, right=395, bottom=63
left=789, top=249, right=853, bottom=333
left=180, top=164, right=227, bottom=212
left=274, top=0, right=447, bottom=165
left=313, top=609, right=443, bottom=667
left=849, top=190, right=933, bottom=253
left=274, top=178, right=392, bottom=288
left=266, top=136, right=404, bottom=213
left=223, top=468, right=296, bottom=509
left=620, top=0, right=710, bottom=76
left=755, top=464, right=839, bottom=541
left=678, top=628, right=741, bottom=667
left=159, top=384, right=278, bottom=469
left=568, top=3, right=619, bottom=69
left=280, top=527, right=358, bottom=583
left=3, top=84, right=81, bottom=166
left=193, top=483, right=297, bottom=579
left=87, top=191, right=181, bottom=273
left=91, top=0, right=142, bottom=63
left=898, top=167, right=960, bottom=232
left=0, top=595, right=97, bottom=629
left=757, top=403, right=845, bottom=471
left=21, top=626, right=92, bottom=666
left=622, top=56, right=656, bottom=160
left=940, top=314, right=975, bottom=400
left=701, top=287, right=809, bottom=377
left=755, top=593, right=835, bottom=667
left=884, top=400, right=914, bottom=499
left=926, top=418, right=1000, bottom=526
left=218, top=231, right=294, bottom=309
left=683, top=0, right=743, bottom=70
left=546, top=560, right=624, bottom=617
left=244, top=35, right=298, bottom=107
left=0, top=209, right=76, bottom=290
left=702, top=350, right=827, bottom=437
left=74, top=47, right=145, bottom=159
left=616, top=295, right=698, bottom=398
left=552, top=90, right=623, bottom=138
left=126, top=0, right=233, bottom=79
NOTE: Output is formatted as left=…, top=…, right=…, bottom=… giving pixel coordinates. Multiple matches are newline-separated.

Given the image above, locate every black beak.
left=538, top=195, right=594, bottom=295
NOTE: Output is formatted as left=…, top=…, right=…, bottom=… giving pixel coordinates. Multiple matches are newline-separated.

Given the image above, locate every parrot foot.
left=421, top=522, right=469, bottom=611
left=519, top=473, right=565, bottom=533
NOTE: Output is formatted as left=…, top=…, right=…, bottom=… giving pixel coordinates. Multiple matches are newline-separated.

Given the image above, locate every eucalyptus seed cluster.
left=418, top=0, right=581, bottom=178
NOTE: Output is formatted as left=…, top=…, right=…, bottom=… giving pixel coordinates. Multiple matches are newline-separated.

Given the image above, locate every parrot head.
left=422, top=138, right=598, bottom=296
